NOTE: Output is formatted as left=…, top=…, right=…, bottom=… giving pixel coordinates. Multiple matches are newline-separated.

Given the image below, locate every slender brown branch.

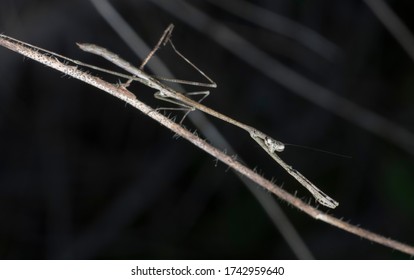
left=1, top=35, right=413, bottom=256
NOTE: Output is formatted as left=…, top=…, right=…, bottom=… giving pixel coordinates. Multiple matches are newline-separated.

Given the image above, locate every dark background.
left=0, top=0, right=413, bottom=259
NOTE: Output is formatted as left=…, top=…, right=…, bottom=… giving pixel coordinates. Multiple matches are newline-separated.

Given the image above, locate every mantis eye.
left=265, top=137, right=285, bottom=153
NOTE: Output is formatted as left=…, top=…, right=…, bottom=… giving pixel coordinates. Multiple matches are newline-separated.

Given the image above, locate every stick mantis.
left=0, top=25, right=339, bottom=208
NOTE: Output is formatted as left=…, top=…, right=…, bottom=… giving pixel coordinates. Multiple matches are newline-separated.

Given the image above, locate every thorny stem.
left=1, top=34, right=414, bottom=255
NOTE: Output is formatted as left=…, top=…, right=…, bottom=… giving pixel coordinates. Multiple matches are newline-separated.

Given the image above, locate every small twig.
left=1, top=34, right=414, bottom=255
